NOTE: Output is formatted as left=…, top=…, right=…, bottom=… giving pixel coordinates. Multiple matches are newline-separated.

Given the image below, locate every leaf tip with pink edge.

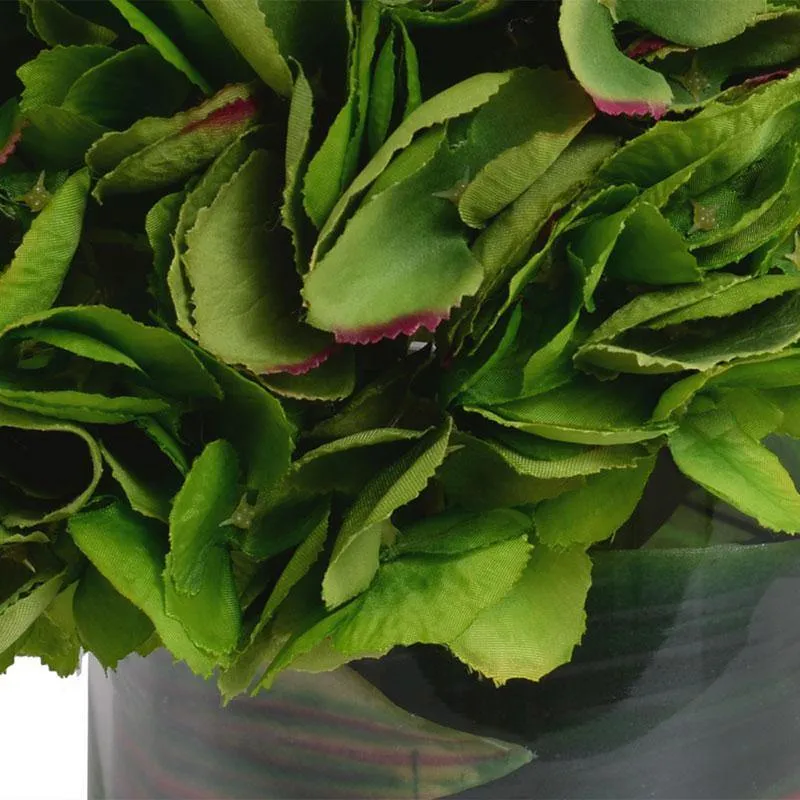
left=590, top=95, right=668, bottom=120
left=261, top=346, right=338, bottom=376
left=333, top=311, right=450, bottom=345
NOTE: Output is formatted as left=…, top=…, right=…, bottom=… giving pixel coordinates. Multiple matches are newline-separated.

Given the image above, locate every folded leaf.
left=0, top=572, right=63, bottom=653
left=20, top=0, right=116, bottom=47
left=559, top=0, right=672, bottom=118
left=322, top=419, right=452, bottom=608
left=669, top=398, right=800, bottom=532
left=450, top=545, right=590, bottom=685
left=88, top=83, right=259, bottom=200
left=0, top=404, right=102, bottom=528
left=184, top=149, right=335, bottom=373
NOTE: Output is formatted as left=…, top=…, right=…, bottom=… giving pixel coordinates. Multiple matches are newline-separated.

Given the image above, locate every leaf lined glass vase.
left=88, top=449, right=800, bottom=800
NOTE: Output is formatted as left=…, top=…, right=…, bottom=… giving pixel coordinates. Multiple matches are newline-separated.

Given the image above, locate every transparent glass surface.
left=89, top=451, right=800, bottom=800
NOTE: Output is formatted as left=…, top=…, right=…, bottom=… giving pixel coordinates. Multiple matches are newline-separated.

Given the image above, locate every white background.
left=0, top=657, right=87, bottom=800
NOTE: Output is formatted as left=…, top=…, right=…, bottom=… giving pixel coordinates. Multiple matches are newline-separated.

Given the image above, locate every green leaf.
left=479, top=431, right=653, bottom=480
left=184, top=149, right=334, bottom=373
left=282, top=64, right=315, bottom=272
left=559, top=0, right=672, bottom=118
left=458, top=68, right=594, bottom=228
left=0, top=169, right=89, bottom=330
left=330, top=534, right=532, bottom=658
left=73, top=565, right=154, bottom=669
left=195, top=352, right=294, bottom=493
left=438, top=433, right=582, bottom=510
left=302, top=1, right=381, bottom=228
left=99, top=426, right=184, bottom=522
left=473, top=375, right=671, bottom=445
left=166, top=440, right=240, bottom=597
left=87, top=83, right=258, bottom=200
left=167, top=131, right=254, bottom=335
left=0, top=401, right=102, bottom=529
left=314, top=70, right=513, bottom=259
left=68, top=500, right=216, bottom=676
left=577, top=275, right=800, bottom=374
left=19, top=105, right=108, bottom=170
left=202, top=0, right=293, bottom=96
left=610, top=0, right=767, bottom=48
left=60, top=44, right=191, bottom=129
left=450, top=545, right=590, bottom=685
left=604, top=202, right=702, bottom=285
left=145, top=189, right=185, bottom=323
left=304, top=142, right=483, bottom=343
left=18, top=45, right=115, bottom=111
left=367, top=28, right=397, bottom=154
left=261, top=350, right=357, bottom=402
left=18, top=584, right=81, bottom=677
left=390, top=0, right=505, bottom=25
left=322, top=419, right=452, bottom=608
left=4, top=305, right=222, bottom=401
left=108, top=0, right=211, bottom=93
left=21, top=0, right=117, bottom=47
left=535, top=458, right=655, bottom=548
left=389, top=507, right=533, bottom=557
left=0, top=572, right=63, bottom=653
left=669, top=398, right=800, bottom=533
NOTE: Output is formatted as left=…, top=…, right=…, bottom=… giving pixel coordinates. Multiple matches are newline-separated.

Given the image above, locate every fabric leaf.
left=559, top=0, right=672, bottom=118
left=322, top=419, right=452, bottom=609
left=669, top=398, right=800, bottom=533
left=183, top=149, right=335, bottom=374
left=68, top=501, right=216, bottom=676
left=0, top=169, right=89, bottom=331
left=450, top=545, right=591, bottom=685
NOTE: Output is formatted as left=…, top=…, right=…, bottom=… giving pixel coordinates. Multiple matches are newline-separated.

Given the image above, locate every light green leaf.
left=605, top=202, right=702, bottom=285
left=166, top=440, right=240, bottom=597
left=73, top=566, right=154, bottom=670
left=314, top=70, right=513, bottom=260
left=450, top=545, right=590, bottom=685
left=669, top=399, right=800, bottom=533
left=0, top=572, right=63, bottom=653
left=475, top=376, right=671, bottom=445
left=322, top=419, right=452, bottom=608
left=535, top=458, right=655, bottom=548
left=389, top=508, right=533, bottom=557
left=69, top=501, right=216, bottom=676
left=18, top=45, right=115, bottom=111
left=331, top=534, right=532, bottom=657
left=0, top=169, right=89, bottom=331
left=282, top=64, right=315, bottom=272
left=60, top=44, right=191, bottom=128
